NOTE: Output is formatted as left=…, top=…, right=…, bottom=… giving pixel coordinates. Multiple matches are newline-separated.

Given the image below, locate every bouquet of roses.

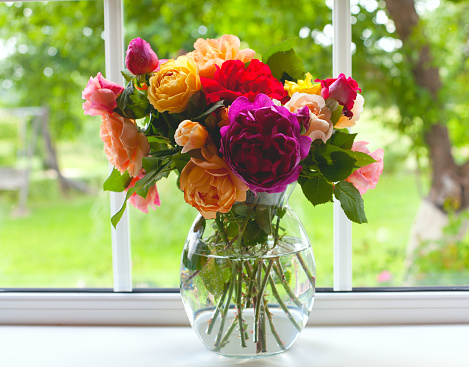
left=82, top=35, right=382, bottom=224
left=82, top=34, right=383, bottom=355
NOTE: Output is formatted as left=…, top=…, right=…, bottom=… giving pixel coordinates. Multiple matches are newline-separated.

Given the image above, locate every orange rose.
left=186, top=34, right=255, bottom=78
left=179, top=144, right=248, bottom=219
left=147, top=56, right=201, bottom=113
left=284, top=92, right=333, bottom=143
left=174, top=120, right=208, bottom=153
left=100, top=113, right=150, bottom=177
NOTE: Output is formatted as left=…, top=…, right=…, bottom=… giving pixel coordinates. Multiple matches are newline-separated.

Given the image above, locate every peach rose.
left=186, top=34, right=256, bottom=78
left=100, top=113, right=150, bottom=177
left=82, top=72, right=124, bottom=116
left=174, top=120, right=208, bottom=153
left=335, top=93, right=365, bottom=128
left=284, top=92, right=333, bottom=143
left=179, top=144, right=248, bottom=219
left=147, top=56, right=201, bottom=113
left=346, top=141, right=383, bottom=194
left=127, top=171, right=161, bottom=213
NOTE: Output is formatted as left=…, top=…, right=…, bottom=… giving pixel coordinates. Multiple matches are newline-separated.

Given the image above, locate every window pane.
left=0, top=1, right=113, bottom=288
left=125, top=0, right=335, bottom=289
left=351, top=1, right=469, bottom=287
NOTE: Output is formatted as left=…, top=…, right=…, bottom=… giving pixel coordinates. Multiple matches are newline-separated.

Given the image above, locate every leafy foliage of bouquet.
left=82, top=35, right=383, bottom=225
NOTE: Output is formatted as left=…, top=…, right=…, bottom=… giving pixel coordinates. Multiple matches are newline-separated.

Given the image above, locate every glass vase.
left=180, top=184, right=315, bottom=358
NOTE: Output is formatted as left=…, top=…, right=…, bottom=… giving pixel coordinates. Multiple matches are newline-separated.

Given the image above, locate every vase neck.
left=243, top=183, right=296, bottom=206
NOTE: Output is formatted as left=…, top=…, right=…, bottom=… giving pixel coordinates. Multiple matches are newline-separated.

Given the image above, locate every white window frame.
left=1, top=0, right=468, bottom=326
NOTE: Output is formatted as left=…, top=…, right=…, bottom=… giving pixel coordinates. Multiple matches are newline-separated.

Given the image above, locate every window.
left=1, top=0, right=468, bottom=326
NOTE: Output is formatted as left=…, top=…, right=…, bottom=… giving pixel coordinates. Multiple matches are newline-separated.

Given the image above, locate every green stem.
left=236, top=264, right=247, bottom=348
left=260, top=300, right=267, bottom=352
left=296, top=252, right=316, bottom=288
left=264, top=299, right=286, bottom=351
left=266, top=271, right=302, bottom=333
left=215, top=212, right=229, bottom=245
left=213, top=318, right=239, bottom=352
left=206, top=282, right=229, bottom=335
left=253, top=259, right=273, bottom=344
left=273, top=259, right=309, bottom=316
left=244, top=260, right=257, bottom=308
left=214, top=262, right=237, bottom=349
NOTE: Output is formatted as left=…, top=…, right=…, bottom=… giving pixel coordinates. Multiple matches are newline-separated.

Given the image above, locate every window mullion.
left=332, top=0, right=352, bottom=291
left=104, top=0, right=132, bottom=292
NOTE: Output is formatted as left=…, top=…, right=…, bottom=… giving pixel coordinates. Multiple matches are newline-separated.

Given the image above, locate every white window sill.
left=1, top=324, right=468, bottom=367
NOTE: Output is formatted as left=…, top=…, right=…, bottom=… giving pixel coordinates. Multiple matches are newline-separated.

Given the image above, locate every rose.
left=179, top=144, right=248, bottom=219
left=201, top=59, right=289, bottom=105
left=284, top=92, right=333, bottom=143
left=335, top=93, right=365, bottom=128
left=147, top=56, right=201, bottom=113
left=316, top=73, right=361, bottom=117
left=220, top=94, right=311, bottom=193
left=100, top=113, right=150, bottom=177
left=346, top=141, right=383, bottom=194
left=186, top=34, right=255, bottom=79
left=174, top=120, right=208, bottom=153
left=125, top=37, right=159, bottom=75
left=127, top=171, right=161, bottom=213
left=284, top=72, right=321, bottom=97
left=82, top=72, right=124, bottom=116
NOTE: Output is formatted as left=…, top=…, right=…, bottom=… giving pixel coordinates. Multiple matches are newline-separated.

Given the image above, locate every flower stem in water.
left=214, top=261, right=237, bottom=349
left=236, top=263, right=247, bottom=348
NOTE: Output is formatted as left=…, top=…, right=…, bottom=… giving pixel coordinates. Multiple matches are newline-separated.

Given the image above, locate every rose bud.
left=125, top=37, right=159, bottom=75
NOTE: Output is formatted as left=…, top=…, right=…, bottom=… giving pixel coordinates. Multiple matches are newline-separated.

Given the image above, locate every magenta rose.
left=220, top=94, right=312, bottom=193
left=316, top=73, right=361, bottom=117
left=125, top=37, right=159, bottom=75
left=82, top=72, right=124, bottom=116
left=346, top=141, right=384, bottom=194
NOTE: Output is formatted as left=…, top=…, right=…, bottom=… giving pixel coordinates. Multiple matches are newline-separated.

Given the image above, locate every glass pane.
left=351, top=0, right=469, bottom=287
left=0, top=1, right=113, bottom=288
left=124, top=0, right=335, bottom=288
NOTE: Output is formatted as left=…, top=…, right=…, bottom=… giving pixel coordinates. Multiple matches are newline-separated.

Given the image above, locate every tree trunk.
left=384, top=0, right=469, bottom=280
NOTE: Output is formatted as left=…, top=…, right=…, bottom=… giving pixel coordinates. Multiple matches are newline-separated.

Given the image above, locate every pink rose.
left=316, top=73, right=361, bottom=117
left=346, top=141, right=383, bottom=194
left=100, top=113, right=150, bottom=177
left=82, top=72, right=124, bottom=116
left=127, top=171, right=161, bottom=213
left=125, top=37, right=159, bottom=75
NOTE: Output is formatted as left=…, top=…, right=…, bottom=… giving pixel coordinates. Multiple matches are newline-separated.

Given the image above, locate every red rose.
left=201, top=59, right=289, bottom=104
left=316, top=73, right=361, bottom=117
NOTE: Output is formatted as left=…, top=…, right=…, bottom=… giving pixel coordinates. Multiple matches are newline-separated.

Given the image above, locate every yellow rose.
left=284, top=72, right=321, bottom=97
left=174, top=120, right=208, bottom=153
left=148, top=56, right=201, bottom=113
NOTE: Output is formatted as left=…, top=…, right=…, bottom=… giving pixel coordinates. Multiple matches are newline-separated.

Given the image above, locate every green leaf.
left=334, top=181, right=367, bottom=224
left=330, top=131, right=357, bottom=150
left=262, top=38, right=298, bottom=63
left=326, top=99, right=344, bottom=125
left=103, top=168, right=132, bottom=192
left=347, top=150, right=376, bottom=168
left=110, top=161, right=172, bottom=228
left=255, top=205, right=273, bottom=235
left=182, top=241, right=210, bottom=271
left=121, top=69, right=134, bottom=82
left=191, top=100, right=225, bottom=123
left=115, top=81, right=152, bottom=119
left=265, top=49, right=305, bottom=82
left=187, top=90, right=207, bottom=119
left=200, top=258, right=231, bottom=298
left=262, top=38, right=305, bottom=82
left=316, top=150, right=356, bottom=182
left=299, top=172, right=333, bottom=206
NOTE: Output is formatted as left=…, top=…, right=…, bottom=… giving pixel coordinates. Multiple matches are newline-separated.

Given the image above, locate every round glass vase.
left=180, top=185, right=316, bottom=358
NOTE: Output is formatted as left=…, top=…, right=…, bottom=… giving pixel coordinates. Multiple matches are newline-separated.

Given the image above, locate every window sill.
left=1, top=290, right=469, bottom=325
left=1, top=324, right=467, bottom=366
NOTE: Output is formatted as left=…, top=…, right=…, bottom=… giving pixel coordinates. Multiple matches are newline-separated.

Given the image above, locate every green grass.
left=0, top=171, right=426, bottom=289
